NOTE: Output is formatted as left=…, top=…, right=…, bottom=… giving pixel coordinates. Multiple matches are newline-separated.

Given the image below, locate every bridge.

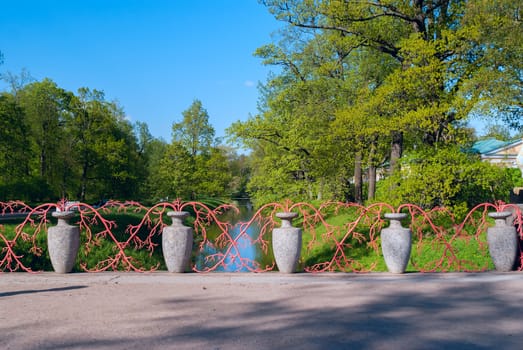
left=2, top=272, right=522, bottom=349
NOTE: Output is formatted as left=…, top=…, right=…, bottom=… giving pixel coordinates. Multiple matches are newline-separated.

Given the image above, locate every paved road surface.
left=1, top=272, right=523, bottom=349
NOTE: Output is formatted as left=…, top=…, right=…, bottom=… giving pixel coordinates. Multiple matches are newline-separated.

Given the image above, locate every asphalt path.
left=1, top=272, right=523, bottom=349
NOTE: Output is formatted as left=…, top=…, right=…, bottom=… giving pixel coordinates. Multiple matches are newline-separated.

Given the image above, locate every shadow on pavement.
left=0, top=285, right=87, bottom=298
left=14, top=280, right=522, bottom=350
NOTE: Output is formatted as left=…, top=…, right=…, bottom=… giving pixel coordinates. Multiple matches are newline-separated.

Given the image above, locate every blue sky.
left=0, top=0, right=282, bottom=141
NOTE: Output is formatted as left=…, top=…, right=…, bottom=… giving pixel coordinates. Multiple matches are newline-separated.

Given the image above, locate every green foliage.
left=0, top=178, right=52, bottom=203
left=18, top=79, right=73, bottom=199
left=156, top=141, right=194, bottom=199
left=154, top=101, right=233, bottom=201
left=0, top=93, right=30, bottom=180
left=232, top=0, right=523, bottom=205
left=226, top=150, right=251, bottom=198
left=3, top=0, right=521, bottom=206
left=507, top=168, right=523, bottom=188
left=172, top=99, right=215, bottom=157
left=0, top=78, right=157, bottom=202
left=375, top=146, right=514, bottom=214
left=69, top=87, right=145, bottom=202
left=480, top=124, right=514, bottom=141
left=0, top=75, right=244, bottom=203
left=194, top=148, right=233, bottom=197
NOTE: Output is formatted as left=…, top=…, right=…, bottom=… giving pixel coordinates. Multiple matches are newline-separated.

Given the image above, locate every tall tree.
left=69, top=88, right=142, bottom=201
left=462, top=0, right=523, bottom=131
left=0, top=93, right=31, bottom=185
left=172, top=99, right=215, bottom=157
left=232, top=0, right=521, bottom=205
left=18, top=79, right=73, bottom=198
left=229, top=26, right=362, bottom=203
left=262, top=0, right=522, bottom=139
left=157, top=100, right=231, bottom=200
left=0, top=69, right=34, bottom=100
left=156, top=141, right=194, bottom=199
left=142, top=137, right=169, bottom=202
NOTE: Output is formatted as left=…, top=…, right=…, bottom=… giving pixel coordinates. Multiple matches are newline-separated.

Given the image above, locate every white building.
left=472, top=138, right=523, bottom=169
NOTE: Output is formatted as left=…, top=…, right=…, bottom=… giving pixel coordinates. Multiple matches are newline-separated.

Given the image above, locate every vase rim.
left=52, top=210, right=75, bottom=219
left=384, top=213, right=408, bottom=220
left=276, top=212, right=298, bottom=219
left=167, top=211, right=190, bottom=218
left=488, top=211, right=512, bottom=219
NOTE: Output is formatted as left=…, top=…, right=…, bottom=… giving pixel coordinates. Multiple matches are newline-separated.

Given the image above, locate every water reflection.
left=195, top=201, right=266, bottom=272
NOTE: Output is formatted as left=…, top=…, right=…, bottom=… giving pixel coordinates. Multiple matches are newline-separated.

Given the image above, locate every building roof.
left=471, top=138, right=520, bottom=155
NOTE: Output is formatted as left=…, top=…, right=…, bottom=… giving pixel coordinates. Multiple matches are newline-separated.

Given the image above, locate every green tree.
left=0, top=93, right=30, bottom=178
left=156, top=141, right=194, bottom=199
left=18, top=79, right=73, bottom=199
left=229, top=27, right=362, bottom=203
left=194, top=147, right=233, bottom=198
left=234, top=0, right=521, bottom=206
left=463, top=0, right=523, bottom=131
left=0, top=73, right=160, bottom=202
left=69, top=88, right=143, bottom=201
left=374, top=145, right=514, bottom=214
left=264, top=0, right=522, bottom=140
left=158, top=100, right=231, bottom=200
left=226, top=148, right=252, bottom=199
left=133, top=121, right=168, bottom=202
left=172, top=99, right=215, bottom=157
left=480, top=124, right=513, bottom=141
left=141, top=139, right=169, bottom=202
left=0, top=92, right=33, bottom=200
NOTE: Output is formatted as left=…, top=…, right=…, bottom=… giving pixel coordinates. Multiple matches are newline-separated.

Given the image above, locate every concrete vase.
left=162, top=211, right=193, bottom=273
left=272, top=212, right=302, bottom=273
left=381, top=213, right=411, bottom=274
left=48, top=211, right=80, bottom=273
left=487, top=211, right=518, bottom=272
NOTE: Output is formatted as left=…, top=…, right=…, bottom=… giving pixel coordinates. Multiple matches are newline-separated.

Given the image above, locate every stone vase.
left=381, top=213, right=411, bottom=274
left=48, top=211, right=80, bottom=273
left=487, top=211, right=518, bottom=272
left=272, top=212, right=302, bottom=273
left=162, top=211, right=193, bottom=273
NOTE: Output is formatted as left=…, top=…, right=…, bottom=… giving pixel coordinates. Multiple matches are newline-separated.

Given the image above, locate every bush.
left=0, top=178, right=54, bottom=202
left=375, top=145, right=514, bottom=214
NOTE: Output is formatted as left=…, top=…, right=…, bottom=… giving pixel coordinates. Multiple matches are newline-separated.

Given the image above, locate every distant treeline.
left=0, top=78, right=248, bottom=203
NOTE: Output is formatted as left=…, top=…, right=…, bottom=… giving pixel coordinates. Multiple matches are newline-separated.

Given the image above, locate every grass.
left=299, top=209, right=496, bottom=272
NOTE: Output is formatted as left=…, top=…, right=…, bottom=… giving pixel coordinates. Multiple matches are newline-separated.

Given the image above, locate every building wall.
left=481, top=140, right=523, bottom=168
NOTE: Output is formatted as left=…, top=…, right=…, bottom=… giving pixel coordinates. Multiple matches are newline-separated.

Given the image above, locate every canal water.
left=194, top=201, right=273, bottom=272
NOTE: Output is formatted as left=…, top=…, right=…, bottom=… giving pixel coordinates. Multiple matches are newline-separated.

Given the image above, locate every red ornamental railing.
left=0, top=199, right=522, bottom=273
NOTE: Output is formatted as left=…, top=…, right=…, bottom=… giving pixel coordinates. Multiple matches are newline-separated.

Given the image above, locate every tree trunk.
left=317, top=178, right=324, bottom=201
left=390, top=131, right=403, bottom=175
left=40, top=149, right=46, bottom=177
left=367, top=138, right=378, bottom=201
left=307, top=182, right=314, bottom=201
left=367, top=165, right=376, bottom=201
left=61, top=163, right=68, bottom=199
left=354, top=151, right=363, bottom=204
left=80, top=163, right=88, bottom=202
